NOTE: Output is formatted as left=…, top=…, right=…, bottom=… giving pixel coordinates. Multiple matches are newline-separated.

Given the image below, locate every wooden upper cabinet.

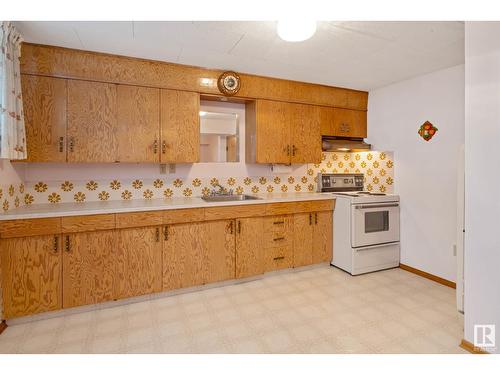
left=290, top=103, right=321, bottom=164
left=235, top=217, right=264, bottom=278
left=115, top=226, right=162, bottom=299
left=246, top=100, right=290, bottom=164
left=331, top=108, right=367, bottom=138
left=21, top=75, right=67, bottom=162
left=160, top=89, right=200, bottom=163
left=116, top=85, right=160, bottom=163
left=67, top=80, right=118, bottom=162
left=0, top=235, right=62, bottom=319
left=62, top=230, right=117, bottom=308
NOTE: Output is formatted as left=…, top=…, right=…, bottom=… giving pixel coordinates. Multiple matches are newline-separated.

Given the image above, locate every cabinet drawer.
left=116, top=211, right=163, bottom=229
left=163, top=208, right=205, bottom=224
left=266, top=200, right=334, bottom=215
left=205, top=204, right=266, bottom=221
left=61, top=214, right=115, bottom=233
left=265, top=246, right=292, bottom=272
left=263, top=215, right=292, bottom=233
left=264, top=231, right=292, bottom=248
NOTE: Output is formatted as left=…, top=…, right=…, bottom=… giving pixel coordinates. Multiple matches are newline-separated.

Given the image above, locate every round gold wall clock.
left=217, top=71, right=241, bottom=96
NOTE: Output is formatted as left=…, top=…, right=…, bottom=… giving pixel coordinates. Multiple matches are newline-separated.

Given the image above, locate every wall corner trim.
left=399, top=263, right=456, bottom=289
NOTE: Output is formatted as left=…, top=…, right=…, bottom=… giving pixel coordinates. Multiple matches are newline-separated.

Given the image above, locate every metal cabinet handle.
left=162, top=141, right=167, bottom=154
left=237, top=220, right=241, bottom=234
left=292, top=145, right=297, bottom=156
left=315, top=212, right=318, bottom=225
left=53, top=236, right=59, bottom=253
left=155, top=227, right=160, bottom=242
left=309, top=213, right=312, bottom=225
left=164, top=226, right=169, bottom=241
left=153, top=140, right=158, bottom=154
left=273, top=220, right=284, bottom=225
left=65, top=236, right=70, bottom=252
left=273, top=256, right=285, bottom=261
left=69, top=137, right=75, bottom=152
left=273, top=237, right=285, bottom=241
left=229, top=221, right=234, bottom=234
left=58, top=137, right=64, bottom=153
left=286, top=145, right=290, bottom=156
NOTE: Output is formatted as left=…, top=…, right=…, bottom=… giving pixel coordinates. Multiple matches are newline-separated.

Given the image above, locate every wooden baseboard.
left=460, top=339, right=490, bottom=354
left=400, top=263, right=456, bottom=289
left=0, top=320, right=7, bottom=335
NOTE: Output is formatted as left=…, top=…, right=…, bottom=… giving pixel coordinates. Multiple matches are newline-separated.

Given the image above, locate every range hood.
left=321, top=136, right=371, bottom=152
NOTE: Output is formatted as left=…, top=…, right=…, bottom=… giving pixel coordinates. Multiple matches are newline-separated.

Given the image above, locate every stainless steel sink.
left=202, top=194, right=261, bottom=202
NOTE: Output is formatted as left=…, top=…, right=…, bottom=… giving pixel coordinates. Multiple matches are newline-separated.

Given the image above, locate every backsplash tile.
left=17, top=151, right=394, bottom=207
left=1, top=182, right=24, bottom=212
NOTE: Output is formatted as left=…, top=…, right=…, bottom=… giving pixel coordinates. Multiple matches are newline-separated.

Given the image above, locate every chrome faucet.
left=211, top=183, right=233, bottom=196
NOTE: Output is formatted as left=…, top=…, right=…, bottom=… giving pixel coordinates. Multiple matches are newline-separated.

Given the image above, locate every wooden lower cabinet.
left=0, top=235, right=62, bottom=319
left=293, top=213, right=314, bottom=267
left=202, top=220, right=236, bottom=284
left=162, top=223, right=204, bottom=290
left=62, top=230, right=117, bottom=308
left=312, top=211, right=333, bottom=263
left=115, top=226, right=162, bottom=299
left=235, top=217, right=264, bottom=278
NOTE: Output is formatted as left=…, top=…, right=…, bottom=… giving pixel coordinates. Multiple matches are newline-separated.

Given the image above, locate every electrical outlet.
left=169, top=164, right=176, bottom=174
left=159, top=164, right=167, bottom=174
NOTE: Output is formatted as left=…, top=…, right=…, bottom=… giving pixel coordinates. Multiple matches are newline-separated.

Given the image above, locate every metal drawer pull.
left=237, top=220, right=241, bottom=234
left=355, top=203, right=399, bottom=209
left=164, top=226, right=169, bottom=241
left=53, top=236, right=59, bottom=253
left=153, top=139, right=158, bottom=154
left=155, top=227, right=160, bottom=242
left=273, top=256, right=285, bottom=261
left=162, top=141, right=167, bottom=154
left=229, top=221, right=233, bottom=234
left=273, top=220, right=284, bottom=225
left=58, top=137, right=64, bottom=152
left=273, top=237, right=285, bottom=241
left=65, top=236, right=70, bottom=252
left=309, top=213, right=312, bottom=225
left=315, top=212, right=318, bottom=224
left=69, top=137, right=75, bottom=152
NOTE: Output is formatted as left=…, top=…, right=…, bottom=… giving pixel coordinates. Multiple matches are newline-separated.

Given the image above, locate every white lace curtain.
left=0, top=22, right=26, bottom=160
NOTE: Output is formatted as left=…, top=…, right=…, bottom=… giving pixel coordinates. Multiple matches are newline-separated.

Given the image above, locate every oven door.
left=351, top=202, right=400, bottom=248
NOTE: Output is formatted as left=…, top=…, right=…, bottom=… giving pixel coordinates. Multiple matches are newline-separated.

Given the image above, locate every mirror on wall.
left=199, top=111, right=239, bottom=163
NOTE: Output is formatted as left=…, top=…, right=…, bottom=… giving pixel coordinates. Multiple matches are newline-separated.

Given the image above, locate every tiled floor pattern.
left=0, top=266, right=466, bottom=354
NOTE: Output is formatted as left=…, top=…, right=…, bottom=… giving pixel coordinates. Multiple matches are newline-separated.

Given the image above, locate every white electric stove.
left=318, top=173, right=400, bottom=275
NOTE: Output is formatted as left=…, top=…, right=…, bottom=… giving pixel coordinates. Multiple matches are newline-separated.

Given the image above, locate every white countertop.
left=0, top=193, right=335, bottom=220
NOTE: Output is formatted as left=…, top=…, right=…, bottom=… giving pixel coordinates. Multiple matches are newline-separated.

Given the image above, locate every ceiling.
left=14, top=21, right=464, bottom=91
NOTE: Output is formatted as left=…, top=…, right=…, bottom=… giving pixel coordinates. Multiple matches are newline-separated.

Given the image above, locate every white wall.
left=367, top=64, right=465, bottom=282
left=464, top=22, right=500, bottom=353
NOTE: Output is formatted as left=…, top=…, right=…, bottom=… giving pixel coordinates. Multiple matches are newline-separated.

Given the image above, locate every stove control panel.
left=317, top=173, right=364, bottom=192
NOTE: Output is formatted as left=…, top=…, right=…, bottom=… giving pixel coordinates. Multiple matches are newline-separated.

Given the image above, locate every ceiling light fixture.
left=277, top=20, right=317, bottom=42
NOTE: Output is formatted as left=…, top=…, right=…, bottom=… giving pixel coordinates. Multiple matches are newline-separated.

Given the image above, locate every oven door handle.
left=354, top=203, right=399, bottom=209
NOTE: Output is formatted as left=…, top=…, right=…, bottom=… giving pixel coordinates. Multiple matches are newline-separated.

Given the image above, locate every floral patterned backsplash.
left=1, top=151, right=394, bottom=211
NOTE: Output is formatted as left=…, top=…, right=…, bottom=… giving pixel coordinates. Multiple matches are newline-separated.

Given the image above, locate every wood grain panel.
left=313, top=211, right=333, bottom=263
left=160, top=89, right=200, bottom=163
left=0, top=218, right=61, bottom=238
left=116, top=85, right=160, bottom=162
left=266, top=200, right=335, bottom=216
left=67, top=80, right=118, bottom=162
left=115, top=226, right=162, bottom=299
left=163, top=208, right=205, bottom=224
left=204, top=204, right=266, bottom=221
left=0, top=235, right=62, bottom=318
left=115, top=211, right=163, bottom=229
left=319, top=106, right=336, bottom=136
left=20, top=43, right=368, bottom=110
left=235, top=217, right=264, bottom=278
left=61, top=214, right=115, bottom=233
left=162, top=223, right=204, bottom=290
left=62, top=230, right=117, bottom=308
left=293, top=212, right=314, bottom=267
left=263, top=215, right=293, bottom=233
left=202, top=220, right=235, bottom=284
left=290, top=103, right=322, bottom=164
left=254, top=100, right=290, bottom=164
left=332, top=108, right=367, bottom=138
left=21, top=74, right=67, bottom=162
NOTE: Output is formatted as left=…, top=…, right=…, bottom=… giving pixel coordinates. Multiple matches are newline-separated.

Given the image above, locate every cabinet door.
left=333, top=108, right=367, bottom=138
left=319, top=106, right=335, bottom=136
left=0, top=235, right=62, bottom=319
left=116, top=85, right=160, bottom=163
left=115, top=226, right=162, bottom=299
left=290, top=103, right=321, bottom=164
left=202, top=220, right=235, bottom=284
left=293, top=212, right=314, bottom=267
left=160, top=89, right=200, bottom=163
left=235, top=217, right=264, bottom=278
left=67, top=80, right=117, bottom=162
left=312, top=211, right=333, bottom=263
left=162, top=223, right=204, bottom=291
left=62, top=230, right=117, bottom=308
left=255, top=100, right=290, bottom=164
left=21, top=75, right=67, bottom=162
